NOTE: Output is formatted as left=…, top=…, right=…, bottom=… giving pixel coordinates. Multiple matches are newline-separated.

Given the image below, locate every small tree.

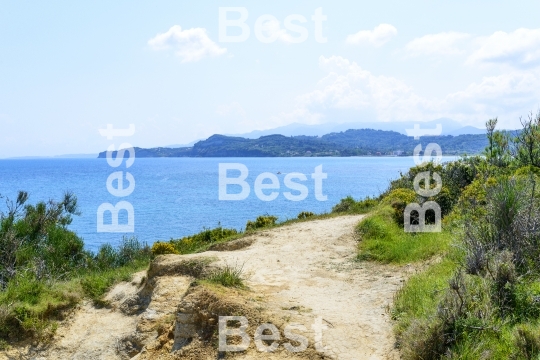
left=484, top=118, right=511, bottom=167
left=513, top=111, right=540, bottom=168
left=485, top=118, right=498, bottom=161
left=0, top=191, right=83, bottom=288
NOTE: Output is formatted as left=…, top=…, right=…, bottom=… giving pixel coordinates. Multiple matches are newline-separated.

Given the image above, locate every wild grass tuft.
left=205, top=263, right=246, bottom=288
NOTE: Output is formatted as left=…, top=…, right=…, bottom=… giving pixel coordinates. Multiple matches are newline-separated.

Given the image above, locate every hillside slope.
left=6, top=215, right=416, bottom=359
left=98, top=129, right=488, bottom=158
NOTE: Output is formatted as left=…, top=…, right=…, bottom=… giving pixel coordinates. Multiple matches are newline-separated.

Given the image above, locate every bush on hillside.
left=384, top=159, right=479, bottom=218
left=514, top=165, right=540, bottom=177
left=382, top=188, right=417, bottom=225
left=92, top=236, right=150, bottom=270
left=297, top=211, right=315, bottom=219
left=399, top=172, right=540, bottom=358
left=246, top=215, right=278, bottom=231
left=332, top=196, right=356, bottom=213
left=0, top=191, right=87, bottom=287
left=332, top=196, right=378, bottom=214
left=151, top=242, right=179, bottom=256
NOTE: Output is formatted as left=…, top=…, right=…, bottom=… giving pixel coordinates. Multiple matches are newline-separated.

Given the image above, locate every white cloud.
left=310, top=56, right=429, bottom=120
left=467, top=28, right=540, bottom=67
left=444, top=71, right=540, bottom=116
left=278, top=55, right=540, bottom=127
left=405, top=32, right=471, bottom=56
left=404, top=28, right=540, bottom=69
left=148, top=25, right=227, bottom=63
left=282, top=56, right=429, bottom=122
left=346, top=24, right=397, bottom=47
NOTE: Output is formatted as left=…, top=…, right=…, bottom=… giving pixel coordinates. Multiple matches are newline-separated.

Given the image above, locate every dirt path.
left=197, top=215, right=405, bottom=360
left=4, top=214, right=410, bottom=360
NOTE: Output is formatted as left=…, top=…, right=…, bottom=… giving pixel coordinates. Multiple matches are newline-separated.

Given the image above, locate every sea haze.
left=0, top=157, right=456, bottom=252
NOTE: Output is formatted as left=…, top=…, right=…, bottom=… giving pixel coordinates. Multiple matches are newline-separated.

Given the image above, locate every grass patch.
left=356, top=206, right=451, bottom=264
left=204, top=263, right=246, bottom=289
left=80, top=259, right=148, bottom=304
left=392, top=258, right=458, bottom=337
left=0, top=275, right=81, bottom=341
left=0, top=259, right=149, bottom=342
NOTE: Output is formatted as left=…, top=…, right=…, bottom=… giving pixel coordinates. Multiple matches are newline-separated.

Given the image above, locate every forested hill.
left=98, top=129, right=488, bottom=158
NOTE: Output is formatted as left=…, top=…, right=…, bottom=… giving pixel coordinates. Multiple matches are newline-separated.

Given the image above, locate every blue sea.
left=0, top=157, right=457, bottom=252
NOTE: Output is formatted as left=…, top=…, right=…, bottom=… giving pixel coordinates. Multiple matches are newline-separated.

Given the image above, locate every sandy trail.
left=3, top=214, right=409, bottom=360
left=195, top=215, right=405, bottom=360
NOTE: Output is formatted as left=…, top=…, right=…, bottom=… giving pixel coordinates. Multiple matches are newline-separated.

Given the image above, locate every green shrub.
left=491, top=251, right=518, bottom=317
left=382, top=188, right=417, bottom=225
left=399, top=270, right=498, bottom=359
left=151, top=242, right=179, bottom=255
left=399, top=318, right=447, bottom=360
left=91, top=236, right=150, bottom=270
left=245, top=215, right=278, bottom=231
left=332, top=196, right=377, bottom=214
left=297, top=211, right=315, bottom=219
left=95, top=244, right=118, bottom=270
left=514, top=165, right=540, bottom=177
left=116, top=236, right=150, bottom=266
left=455, top=176, right=497, bottom=221
left=433, top=186, right=454, bottom=218
left=393, top=114, right=540, bottom=358
left=382, top=159, right=479, bottom=220
left=397, top=170, right=540, bottom=358
left=332, top=196, right=357, bottom=212
left=0, top=191, right=87, bottom=287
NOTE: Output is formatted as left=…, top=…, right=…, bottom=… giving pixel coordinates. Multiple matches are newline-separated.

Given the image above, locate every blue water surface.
left=0, top=157, right=456, bottom=252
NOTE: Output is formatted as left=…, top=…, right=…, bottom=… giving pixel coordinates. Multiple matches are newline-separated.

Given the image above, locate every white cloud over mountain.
left=148, top=25, right=227, bottom=63
left=279, top=55, right=540, bottom=127
left=346, top=24, right=397, bottom=47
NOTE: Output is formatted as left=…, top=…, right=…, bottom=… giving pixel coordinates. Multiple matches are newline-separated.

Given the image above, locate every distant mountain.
left=98, top=128, right=488, bottom=158
left=227, top=119, right=486, bottom=138
left=447, top=126, right=486, bottom=136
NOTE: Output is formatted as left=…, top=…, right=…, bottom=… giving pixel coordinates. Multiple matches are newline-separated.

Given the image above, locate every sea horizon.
left=0, top=156, right=458, bottom=252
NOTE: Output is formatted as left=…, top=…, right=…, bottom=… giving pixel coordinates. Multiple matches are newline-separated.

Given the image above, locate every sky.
left=1, top=0, right=540, bottom=158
